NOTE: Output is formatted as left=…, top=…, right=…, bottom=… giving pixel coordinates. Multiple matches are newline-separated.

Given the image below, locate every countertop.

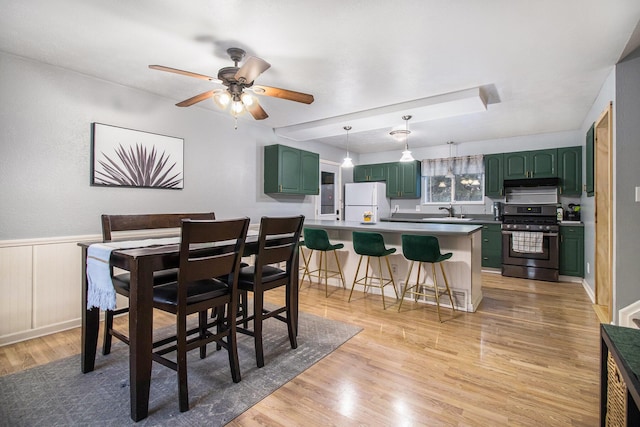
left=382, top=213, right=500, bottom=225
left=302, top=219, right=482, bottom=236
left=382, top=214, right=584, bottom=227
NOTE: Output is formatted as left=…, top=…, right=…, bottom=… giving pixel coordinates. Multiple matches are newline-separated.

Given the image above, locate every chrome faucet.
left=439, top=204, right=454, bottom=217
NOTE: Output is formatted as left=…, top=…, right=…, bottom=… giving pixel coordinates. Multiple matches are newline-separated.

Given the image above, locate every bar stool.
left=299, top=239, right=311, bottom=284
left=399, top=234, right=455, bottom=322
left=349, top=231, right=399, bottom=309
left=303, top=228, right=346, bottom=297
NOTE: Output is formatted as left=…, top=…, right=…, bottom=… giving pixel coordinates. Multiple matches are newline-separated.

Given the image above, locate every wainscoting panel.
left=32, top=243, right=83, bottom=328
left=0, top=246, right=33, bottom=337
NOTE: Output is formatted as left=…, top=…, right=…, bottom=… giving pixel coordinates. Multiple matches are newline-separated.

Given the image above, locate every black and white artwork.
left=91, top=123, right=184, bottom=189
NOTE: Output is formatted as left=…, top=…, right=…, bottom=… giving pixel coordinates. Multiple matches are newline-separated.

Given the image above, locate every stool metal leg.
left=378, top=257, right=386, bottom=309
left=333, top=249, right=346, bottom=289
left=440, top=262, right=456, bottom=313
left=348, top=255, right=365, bottom=302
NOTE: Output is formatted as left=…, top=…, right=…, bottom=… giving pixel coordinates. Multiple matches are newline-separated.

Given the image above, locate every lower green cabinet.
left=481, top=223, right=502, bottom=268
left=559, top=225, right=584, bottom=277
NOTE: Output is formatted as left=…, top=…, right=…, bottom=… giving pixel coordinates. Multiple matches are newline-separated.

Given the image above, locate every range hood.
left=504, top=177, right=560, bottom=188
left=504, top=177, right=559, bottom=205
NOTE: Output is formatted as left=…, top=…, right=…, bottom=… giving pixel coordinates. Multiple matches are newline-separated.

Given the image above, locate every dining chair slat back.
left=237, top=215, right=305, bottom=368
left=100, top=212, right=216, bottom=355
left=151, top=217, right=250, bottom=412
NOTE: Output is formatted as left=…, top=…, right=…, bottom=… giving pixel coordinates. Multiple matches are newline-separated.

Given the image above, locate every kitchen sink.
left=422, top=217, right=474, bottom=222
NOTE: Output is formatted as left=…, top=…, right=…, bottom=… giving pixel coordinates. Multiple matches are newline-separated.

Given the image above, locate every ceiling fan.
left=149, top=47, right=314, bottom=121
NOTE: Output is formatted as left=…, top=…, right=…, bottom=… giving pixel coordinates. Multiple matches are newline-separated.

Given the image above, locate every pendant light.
left=395, top=115, right=414, bottom=162
left=341, top=125, right=354, bottom=168
left=445, top=141, right=455, bottom=178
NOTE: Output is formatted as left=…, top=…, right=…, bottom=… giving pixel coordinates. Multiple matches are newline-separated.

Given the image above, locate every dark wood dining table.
left=79, top=235, right=299, bottom=422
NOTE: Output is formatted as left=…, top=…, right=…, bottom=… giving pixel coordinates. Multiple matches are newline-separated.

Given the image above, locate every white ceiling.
left=1, top=0, right=640, bottom=153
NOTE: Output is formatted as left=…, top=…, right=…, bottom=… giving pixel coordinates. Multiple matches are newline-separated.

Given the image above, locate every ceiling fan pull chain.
left=234, top=116, right=238, bottom=130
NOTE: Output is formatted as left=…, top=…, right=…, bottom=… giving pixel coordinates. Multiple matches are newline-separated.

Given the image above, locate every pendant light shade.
left=341, top=125, right=354, bottom=168
left=445, top=141, right=455, bottom=178
left=397, top=115, right=415, bottom=162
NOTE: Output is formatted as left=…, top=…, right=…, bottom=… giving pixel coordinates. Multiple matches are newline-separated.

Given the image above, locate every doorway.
left=316, top=161, right=341, bottom=220
left=594, top=102, right=613, bottom=323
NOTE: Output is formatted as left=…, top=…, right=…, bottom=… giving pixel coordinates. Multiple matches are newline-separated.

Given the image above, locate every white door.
left=316, top=161, right=341, bottom=220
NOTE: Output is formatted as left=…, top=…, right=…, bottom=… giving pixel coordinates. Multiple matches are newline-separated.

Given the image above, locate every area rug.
left=0, top=311, right=361, bottom=426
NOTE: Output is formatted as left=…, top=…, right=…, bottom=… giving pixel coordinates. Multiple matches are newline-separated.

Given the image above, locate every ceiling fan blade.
left=176, top=90, right=215, bottom=107
left=149, top=65, right=221, bottom=83
left=235, top=56, right=271, bottom=84
left=253, top=85, right=315, bottom=104
left=246, top=100, right=269, bottom=120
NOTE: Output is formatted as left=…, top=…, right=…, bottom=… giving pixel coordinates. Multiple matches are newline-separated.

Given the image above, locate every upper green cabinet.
left=504, top=149, right=557, bottom=179
left=264, top=144, right=319, bottom=195
left=353, top=163, right=387, bottom=182
left=353, top=161, right=421, bottom=198
left=386, top=161, right=421, bottom=198
left=558, top=146, right=582, bottom=196
left=484, top=154, right=504, bottom=198
left=585, top=123, right=595, bottom=197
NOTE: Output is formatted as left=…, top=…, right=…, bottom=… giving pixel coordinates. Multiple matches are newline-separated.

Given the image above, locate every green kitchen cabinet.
left=484, top=154, right=504, bottom=198
left=353, top=163, right=387, bottom=182
left=557, top=146, right=582, bottom=196
left=481, top=223, right=502, bottom=268
left=586, top=123, right=595, bottom=197
left=559, top=225, right=584, bottom=277
left=503, top=149, right=557, bottom=180
left=386, top=161, right=421, bottom=199
left=264, top=144, right=319, bottom=195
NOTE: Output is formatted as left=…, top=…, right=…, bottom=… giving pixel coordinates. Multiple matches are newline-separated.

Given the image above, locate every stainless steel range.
left=501, top=203, right=560, bottom=282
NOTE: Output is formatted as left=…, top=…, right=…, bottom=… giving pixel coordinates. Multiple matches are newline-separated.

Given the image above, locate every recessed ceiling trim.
left=274, top=87, right=488, bottom=141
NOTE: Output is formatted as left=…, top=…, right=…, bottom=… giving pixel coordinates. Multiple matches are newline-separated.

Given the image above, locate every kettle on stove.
left=566, top=204, right=581, bottom=221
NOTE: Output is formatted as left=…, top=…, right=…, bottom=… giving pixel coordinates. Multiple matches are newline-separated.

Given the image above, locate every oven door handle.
left=501, top=230, right=558, bottom=237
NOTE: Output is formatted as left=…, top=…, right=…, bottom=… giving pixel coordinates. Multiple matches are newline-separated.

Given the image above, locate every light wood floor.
left=0, top=273, right=601, bottom=426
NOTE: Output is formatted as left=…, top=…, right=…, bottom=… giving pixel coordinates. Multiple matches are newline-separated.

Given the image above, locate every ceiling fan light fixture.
left=341, top=125, right=354, bottom=168
left=231, top=99, right=246, bottom=116
left=213, top=91, right=231, bottom=109
left=241, top=92, right=254, bottom=106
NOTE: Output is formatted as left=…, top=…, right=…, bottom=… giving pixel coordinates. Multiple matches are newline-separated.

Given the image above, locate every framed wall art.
left=91, top=123, right=184, bottom=189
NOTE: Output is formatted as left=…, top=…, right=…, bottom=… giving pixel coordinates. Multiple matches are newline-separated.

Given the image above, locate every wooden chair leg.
left=102, top=309, right=113, bottom=355
left=177, top=314, right=189, bottom=412
left=253, top=289, right=265, bottom=368
left=286, top=280, right=298, bottom=350
left=226, top=302, right=241, bottom=383
left=198, top=311, right=207, bottom=359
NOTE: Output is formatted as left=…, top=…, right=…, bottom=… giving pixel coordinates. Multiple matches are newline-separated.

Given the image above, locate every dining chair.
left=235, top=215, right=304, bottom=368
left=349, top=231, right=399, bottom=309
left=101, top=212, right=215, bottom=355
left=398, top=234, right=455, bottom=321
left=151, top=217, right=249, bottom=412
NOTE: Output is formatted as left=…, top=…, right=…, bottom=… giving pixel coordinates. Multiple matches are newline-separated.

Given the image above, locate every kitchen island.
left=302, top=219, right=483, bottom=312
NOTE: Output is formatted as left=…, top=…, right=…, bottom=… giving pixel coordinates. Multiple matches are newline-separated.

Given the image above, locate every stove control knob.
left=545, top=225, right=550, bottom=230
left=525, top=225, right=530, bottom=230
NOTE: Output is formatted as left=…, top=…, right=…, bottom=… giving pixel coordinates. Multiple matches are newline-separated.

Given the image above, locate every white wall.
left=0, top=51, right=345, bottom=240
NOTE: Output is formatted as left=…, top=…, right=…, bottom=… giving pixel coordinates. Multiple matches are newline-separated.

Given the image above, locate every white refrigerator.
left=344, top=182, right=391, bottom=222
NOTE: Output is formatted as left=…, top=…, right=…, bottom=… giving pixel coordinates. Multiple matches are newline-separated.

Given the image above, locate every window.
left=422, top=154, right=484, bottom=204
